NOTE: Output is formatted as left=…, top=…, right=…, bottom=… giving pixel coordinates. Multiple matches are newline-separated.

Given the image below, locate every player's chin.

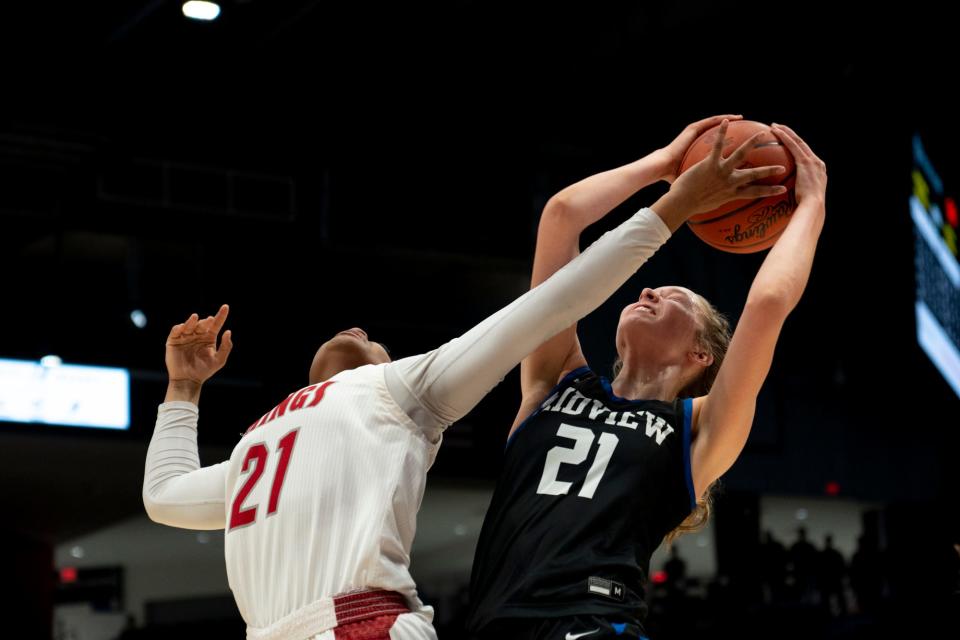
left=339, top=328, right=379, bottom=344
left=619, top=313, right=652, bottom=335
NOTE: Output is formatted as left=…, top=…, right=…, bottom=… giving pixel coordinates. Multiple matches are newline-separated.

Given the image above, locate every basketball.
left=678, top=120, right=797, bottom=253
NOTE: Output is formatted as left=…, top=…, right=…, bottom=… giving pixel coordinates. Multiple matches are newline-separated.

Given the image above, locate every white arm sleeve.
left=385, top=206, right=672, bottom=441
left=142, top=401, right=228, bottom=530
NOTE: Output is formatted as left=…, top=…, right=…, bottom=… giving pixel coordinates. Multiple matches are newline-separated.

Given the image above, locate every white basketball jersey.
left=222, top=363, right=438, bottom=628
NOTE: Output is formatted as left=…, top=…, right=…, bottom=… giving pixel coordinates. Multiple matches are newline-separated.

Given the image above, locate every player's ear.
left=689, top=348, right=713, bottom=368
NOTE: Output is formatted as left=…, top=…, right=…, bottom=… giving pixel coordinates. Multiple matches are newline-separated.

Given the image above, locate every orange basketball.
left=678, top=120, right=797, bottom=253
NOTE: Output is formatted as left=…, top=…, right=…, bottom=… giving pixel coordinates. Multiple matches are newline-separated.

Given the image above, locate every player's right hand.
left=165, top=304, right=234, bottom=386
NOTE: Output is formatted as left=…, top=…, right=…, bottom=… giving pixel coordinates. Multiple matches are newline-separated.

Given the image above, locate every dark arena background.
left=2, top=1, right=958, bottom=639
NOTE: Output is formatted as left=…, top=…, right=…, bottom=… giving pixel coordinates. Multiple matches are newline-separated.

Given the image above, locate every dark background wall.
left=1, top=0, right=957, bottom=635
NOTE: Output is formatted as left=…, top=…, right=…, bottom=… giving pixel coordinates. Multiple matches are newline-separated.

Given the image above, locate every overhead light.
left=41, top=355, right=62, bottom=368
left=70, top=546, right=85, bottom=559
left=130, top=309, right=148, bottom=329
left=182, top=1, right=221, bottom=22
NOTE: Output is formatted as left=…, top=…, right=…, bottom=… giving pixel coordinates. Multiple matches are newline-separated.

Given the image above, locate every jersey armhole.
left=505, top=365, right=592, bottom=450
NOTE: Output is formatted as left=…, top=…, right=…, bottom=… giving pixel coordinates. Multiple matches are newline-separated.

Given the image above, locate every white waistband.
left=246, top=596, right=336, bottom=640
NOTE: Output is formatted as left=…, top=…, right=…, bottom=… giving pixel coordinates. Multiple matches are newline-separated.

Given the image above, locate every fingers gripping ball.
left=679, top=120, right=797, bottom=253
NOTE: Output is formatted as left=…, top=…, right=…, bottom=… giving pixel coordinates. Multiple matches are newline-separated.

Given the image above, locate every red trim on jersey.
left=333, top=590, right=409, bottom=639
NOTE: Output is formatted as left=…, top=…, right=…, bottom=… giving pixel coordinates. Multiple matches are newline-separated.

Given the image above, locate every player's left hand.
left=770, top=123, right=827, bottom=207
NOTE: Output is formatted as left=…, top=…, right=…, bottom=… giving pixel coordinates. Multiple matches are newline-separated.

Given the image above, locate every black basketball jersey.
left=467, top=366, right=696, bottom=633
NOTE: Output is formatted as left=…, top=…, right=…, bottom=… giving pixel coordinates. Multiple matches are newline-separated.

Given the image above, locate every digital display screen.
left=912, top=134, right=960, bottom=400
left=0, top=358, right=130, bottom=430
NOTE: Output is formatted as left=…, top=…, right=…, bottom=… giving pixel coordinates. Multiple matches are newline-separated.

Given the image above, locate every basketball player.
left=143, top=115, right=783, bottom=640
left=467, top=122, right=827, bottom=639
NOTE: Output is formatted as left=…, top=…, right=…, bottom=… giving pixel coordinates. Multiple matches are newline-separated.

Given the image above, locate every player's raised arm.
left=143, top=305, right=234, bottom=529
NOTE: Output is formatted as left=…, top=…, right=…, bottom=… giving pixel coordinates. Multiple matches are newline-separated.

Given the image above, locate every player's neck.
left=610, top=362, right=686, bottom=402
left=309, top=359, right=359, bottom=384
